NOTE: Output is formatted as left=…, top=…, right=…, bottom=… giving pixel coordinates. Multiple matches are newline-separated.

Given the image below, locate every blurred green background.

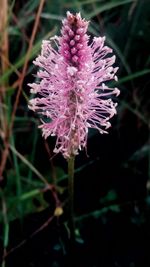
left=0, top=0, right=150, bottom=266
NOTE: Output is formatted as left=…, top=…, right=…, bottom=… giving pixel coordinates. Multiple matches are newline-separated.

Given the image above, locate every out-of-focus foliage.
left=0, top=0, right=150, bottom=266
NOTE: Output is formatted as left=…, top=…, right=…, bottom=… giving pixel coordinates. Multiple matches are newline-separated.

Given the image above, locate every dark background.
left=0, top=0, right=150, bottom=266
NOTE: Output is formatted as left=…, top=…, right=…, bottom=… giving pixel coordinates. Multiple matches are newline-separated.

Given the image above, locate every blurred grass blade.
left=9, top=144, right=48, bottom=185
left=19, top=189, right=41, bottom=201
left=28, top=127, right=38, bottom=182
left=11, top=136, right=21, bottom=196
left=75, top=0, right=105, bottom=6
left=76, top=204, right=120, bottom=222
left=85, top=0, right=134, bottom=19
left=116, top=69, right=150, bottom=85
left=41, top=13, right=63, bottom=21
left=10, top=135, right=23, bottom=217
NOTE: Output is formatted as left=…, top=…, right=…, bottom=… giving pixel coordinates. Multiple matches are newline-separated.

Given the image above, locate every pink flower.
left=28, top=11, right=120, bottom=158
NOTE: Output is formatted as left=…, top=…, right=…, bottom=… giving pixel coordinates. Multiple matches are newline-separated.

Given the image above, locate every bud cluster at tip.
left=59, top=11, right=90, bottom=69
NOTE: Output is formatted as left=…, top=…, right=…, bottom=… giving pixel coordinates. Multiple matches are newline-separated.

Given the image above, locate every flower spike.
left=28, top=12, right=119, bottom=158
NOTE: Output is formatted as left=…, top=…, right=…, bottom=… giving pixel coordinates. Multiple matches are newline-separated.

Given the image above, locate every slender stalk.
left=1, top=189, right=9, bottom=267
left=68, top=156, right=75, bottom=243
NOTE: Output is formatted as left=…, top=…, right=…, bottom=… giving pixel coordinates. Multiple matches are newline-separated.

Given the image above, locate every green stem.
left=0, top=189, right=9, bottom=267
left=68, top=156, right=75, bottom=243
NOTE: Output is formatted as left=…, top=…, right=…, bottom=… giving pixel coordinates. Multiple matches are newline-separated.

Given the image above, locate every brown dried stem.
left=0, top=0, right=9, bottom=74
left=0, top=0, right=9, bottom=143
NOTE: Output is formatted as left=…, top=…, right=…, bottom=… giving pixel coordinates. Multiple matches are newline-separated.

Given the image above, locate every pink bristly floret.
left=28, top=11, right=120, bottom=158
